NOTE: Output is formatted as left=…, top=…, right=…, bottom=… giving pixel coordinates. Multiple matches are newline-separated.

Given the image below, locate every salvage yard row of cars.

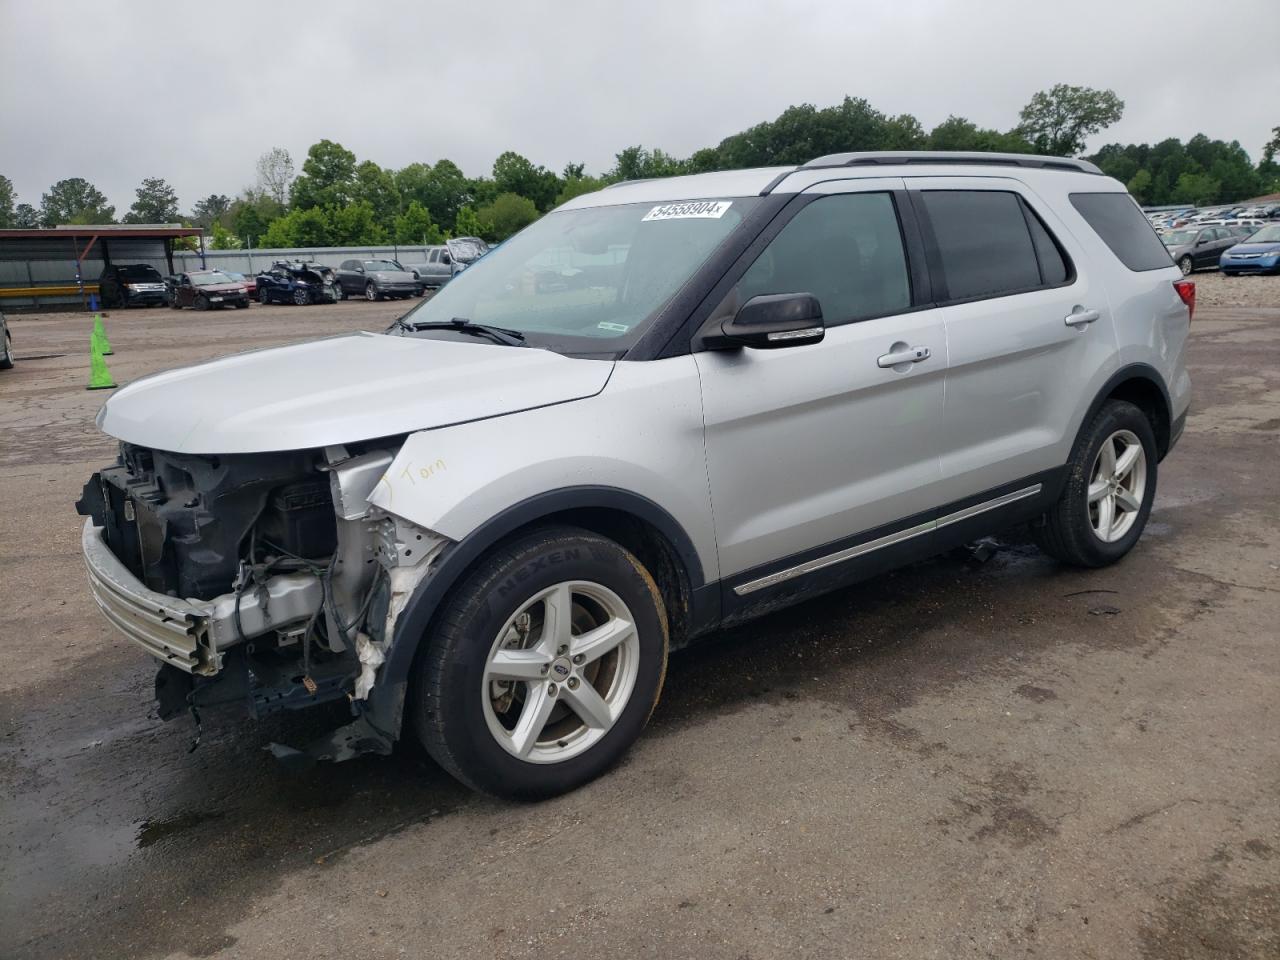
left=1146, top=202, right=1280, bottom=276
left=94, top=237, right=492, bottom=309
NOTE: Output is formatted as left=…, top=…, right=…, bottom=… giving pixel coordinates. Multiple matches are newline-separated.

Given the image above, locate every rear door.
left=906, top=177, right=1118, bottom=505
left=695, top=178, right=949, bottom=595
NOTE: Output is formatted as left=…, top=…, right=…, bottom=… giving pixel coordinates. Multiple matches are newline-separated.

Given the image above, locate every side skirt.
left=715, top=469, right=1065, bottom=628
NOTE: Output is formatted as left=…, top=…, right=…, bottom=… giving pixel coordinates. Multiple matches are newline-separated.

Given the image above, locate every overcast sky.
left=2, top=0, right=1276, bottom=214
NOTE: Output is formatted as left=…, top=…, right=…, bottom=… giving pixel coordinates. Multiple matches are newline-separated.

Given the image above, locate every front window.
left=1161, top=230, right=1198, bottom=246
left=191, top=271, right=236, bottom=286
left=119, top=265, right=163, bottom=282
left=364, top=260, right=402, bottom=271
left=1245, top=224, right=1280, bottom=243
left=396, top=197, right=760, bottom=355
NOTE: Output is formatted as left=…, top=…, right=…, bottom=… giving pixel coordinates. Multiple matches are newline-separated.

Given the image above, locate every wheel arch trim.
left=1084, top=363, right=1174, bottom=458
left=364, top=485, right=706, bottom=739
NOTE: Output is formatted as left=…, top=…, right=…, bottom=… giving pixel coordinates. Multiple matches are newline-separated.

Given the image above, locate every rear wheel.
left=412, top=526, right=669, bottom=799
left=1032, top=400, right=1157, bottom=567
left=1178, top=255, right=1193, bottom=276
left=0, top=332, right=13, bottom=369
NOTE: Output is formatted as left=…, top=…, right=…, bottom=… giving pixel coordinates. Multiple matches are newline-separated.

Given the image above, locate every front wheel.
left=258, top=288, right=270, bottom=304
left=194, top=295, right=209, bottom=311
left=292, top=287, right=311, bottom=306
left=1031, top=400, right=1157, bottom=567
left=0, top=332, right=13, bottom=369
left=412, top=526, right=669, bottom=799
left=365, top=282, right=380, bottom=302
left=1178, top=255, right=1193, bottom=276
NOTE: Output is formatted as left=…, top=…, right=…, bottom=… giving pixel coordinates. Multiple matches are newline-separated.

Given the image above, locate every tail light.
left=1173, top=280, right=1195, bottom=321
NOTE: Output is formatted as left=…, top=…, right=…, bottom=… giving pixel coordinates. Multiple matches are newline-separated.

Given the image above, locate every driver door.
left=694, top=179, right=947, bottom=603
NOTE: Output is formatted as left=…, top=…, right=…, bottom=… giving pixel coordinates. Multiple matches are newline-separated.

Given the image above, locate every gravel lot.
left=1, top=293, right=1278, bottom=960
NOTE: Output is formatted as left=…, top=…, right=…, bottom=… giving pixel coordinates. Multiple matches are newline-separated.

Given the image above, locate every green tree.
left=209, top=222, right=242, bottom=250
left=330, top=200, right=386, bottom=245
left=927, top=115, right=1032, bottom=153
left=352, top=160, right=401, bottom=233
left=1173, top=171, right=1221, bottom=206
left=395, top=159, right=470, bottom=227
left=124, top=176, right=180, bottom=223
left=191, top=194, right=232, bottom=230
left=555, top=175, right=604, bottom=206
left=13, top=203, right=38, bottom=227
left=454, top=204, right=490, bottom=239
left=394, top=200, right=444, bottom=244
left=0, top=174, right=15, bottom=227
left=290, top=140, right=357, bottom=209
left=39, top=177, right=114, bottom=225
left=477, top=192, right=539, bottom=240
left=230, top=192, right=283, bottom=246
left=1017, top=84, right=1124, bottom=156
left=492, top=151, right=560, bottom=211
left=611, top=145, right=688, bottom=181
left=1126, top=168, right=1154, bottom=204
left=260, top=207, right=332, bottom=248
left=256, top=147, right=295, bottom=206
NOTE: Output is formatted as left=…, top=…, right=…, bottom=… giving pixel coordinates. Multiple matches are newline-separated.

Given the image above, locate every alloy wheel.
left=1087, top=429, right=1147, bottom=543
left=481, top=581, right=640, bottom=764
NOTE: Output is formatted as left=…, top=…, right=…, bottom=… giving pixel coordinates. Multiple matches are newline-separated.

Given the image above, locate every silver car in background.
left=404, top=237, right=490, bottom=288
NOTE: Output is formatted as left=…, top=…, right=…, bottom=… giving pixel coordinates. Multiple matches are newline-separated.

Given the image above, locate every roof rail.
left=799, top=151, right=1103, bottom=175
left=602, top=177, right=658, bottom=190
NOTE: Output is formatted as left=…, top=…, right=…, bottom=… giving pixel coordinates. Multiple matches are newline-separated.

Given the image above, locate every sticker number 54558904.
left=642, top=200, right=732, bottom=222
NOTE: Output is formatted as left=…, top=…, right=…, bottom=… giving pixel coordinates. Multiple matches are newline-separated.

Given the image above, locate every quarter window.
left=1069, top=192, right=1172, bottom=272
left=919, top=190, right=1045, bottom=301
left=736, top=192, right=911, bottom=326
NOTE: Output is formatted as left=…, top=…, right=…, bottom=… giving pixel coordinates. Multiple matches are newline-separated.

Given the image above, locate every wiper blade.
left=402, top=317, right=527, bottom=346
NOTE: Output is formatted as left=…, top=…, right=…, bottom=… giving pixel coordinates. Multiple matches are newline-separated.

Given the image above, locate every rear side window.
left=737, top=192, right=911, bottom=326
left=919, top=191, right=1043, bottom=301
left=1070, top=192, right=1172, bottom=271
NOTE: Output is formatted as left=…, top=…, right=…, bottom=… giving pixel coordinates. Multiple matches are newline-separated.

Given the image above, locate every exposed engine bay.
left=75, top=441, right=447, bottom=759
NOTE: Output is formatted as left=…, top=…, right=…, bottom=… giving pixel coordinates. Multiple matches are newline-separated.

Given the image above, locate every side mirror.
left=1197, top=237, right=1210, bottom=245
left=354, top=265, right=365, bottom=273
left=703, top=293, right=825, bottom=350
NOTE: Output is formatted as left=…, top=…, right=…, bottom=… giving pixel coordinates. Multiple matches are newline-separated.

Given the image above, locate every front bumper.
left=81, top=519, right=321, bottom=675
left=375, top=282, right=419, bottom=295
left=123, top=289, right=168, bottom=305
left=1220, top=254, right=1280, bottom=275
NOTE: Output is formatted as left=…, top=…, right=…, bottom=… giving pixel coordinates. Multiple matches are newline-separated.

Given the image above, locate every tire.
left=1031, top=400, right=1158, bottom=568
left=412, top=525, right=669, bottom=799
left=169, top=298, right=181, bottom=309
left=0, top=332, right=13, bottom=369
left=1178, top=255, right=1193, bottom=276
left=234, top=299, right=249, bottom=309
left=292, top=287, right=311, bottom=306
left=365, top=282, right=380, bottom=302
left=194, top=295, right=209, bottom=311
left=258, top=288, right=270, bottom=305
left=333, top=283, right=345, bottom=301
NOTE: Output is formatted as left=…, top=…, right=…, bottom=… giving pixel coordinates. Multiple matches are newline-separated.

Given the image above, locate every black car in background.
left=98, top=264, right=169, bottom=307
left=255, top=260, right=341, bottom=305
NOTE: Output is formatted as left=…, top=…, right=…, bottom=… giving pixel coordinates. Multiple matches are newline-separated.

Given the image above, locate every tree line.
left=1, top=85, right=1276, bottom=249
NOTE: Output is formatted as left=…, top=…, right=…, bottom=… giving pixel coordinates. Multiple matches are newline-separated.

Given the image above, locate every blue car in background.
left=1220, top=224, right=1280, bottom=276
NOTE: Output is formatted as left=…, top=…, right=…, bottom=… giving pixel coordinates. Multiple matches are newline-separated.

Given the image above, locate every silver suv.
left=76, top=152, right=1192, bottom=798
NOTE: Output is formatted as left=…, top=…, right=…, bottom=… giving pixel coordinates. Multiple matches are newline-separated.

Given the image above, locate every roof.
left=0, top=225, right=203, bottom=240
left=561, top=151, right=1110, bottom=210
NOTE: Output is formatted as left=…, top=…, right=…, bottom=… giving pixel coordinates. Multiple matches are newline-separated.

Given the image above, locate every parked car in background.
left=404, top=238, right=491, bottom=289
left=225, top=271, right=257, bottom=299
left=256, top=261, right=340, bottom=305
left=334, top=258, right=422, bottom=300
left=1161, top=226, right=1241, bottom=274
left=1220, top=224, right=1280, bottom=275
left=99, top=264, right=169, bottom=308
left=169, top=270, right=250, bottom=310
left=0, top=310, right=13, bottom=370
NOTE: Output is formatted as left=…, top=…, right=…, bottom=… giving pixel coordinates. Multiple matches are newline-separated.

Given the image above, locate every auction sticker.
left=642, top=200, right=732, bottom=222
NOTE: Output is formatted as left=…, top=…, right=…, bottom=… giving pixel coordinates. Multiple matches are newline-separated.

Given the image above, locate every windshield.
left=120, top=265, right=162, bottom=281
left=447, top=238, right=488, bottom=263
left=1244, top=225, right=1280, bottom=243
left=397, top=198, right=758, bottom=355
left=364, top=260, right=402, bottom=271
left=191, top=271, right=236, bottom=286
left=1161, top=230, right=1198, bottom=246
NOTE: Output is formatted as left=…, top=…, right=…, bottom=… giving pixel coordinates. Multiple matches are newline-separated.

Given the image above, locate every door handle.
left=1064, top=307, right=1100, bottom=327
left=877, top=344, right=931, bottom=368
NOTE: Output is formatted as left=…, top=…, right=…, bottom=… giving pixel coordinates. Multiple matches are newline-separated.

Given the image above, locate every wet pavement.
left=1, top=299, right=1277, bottom=959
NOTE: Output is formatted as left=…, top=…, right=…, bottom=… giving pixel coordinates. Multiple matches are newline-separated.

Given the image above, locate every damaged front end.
left=76, top=441, right=449, bottom=761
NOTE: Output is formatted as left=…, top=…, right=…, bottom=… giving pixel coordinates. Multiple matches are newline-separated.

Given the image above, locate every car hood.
left=195, top=283, right=245, bottom=294
left=371, top=270, right=415, bottom=282
left=1225, top=242, right=1280, bottom=255
left=96, top=332, right=615, bottom=454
